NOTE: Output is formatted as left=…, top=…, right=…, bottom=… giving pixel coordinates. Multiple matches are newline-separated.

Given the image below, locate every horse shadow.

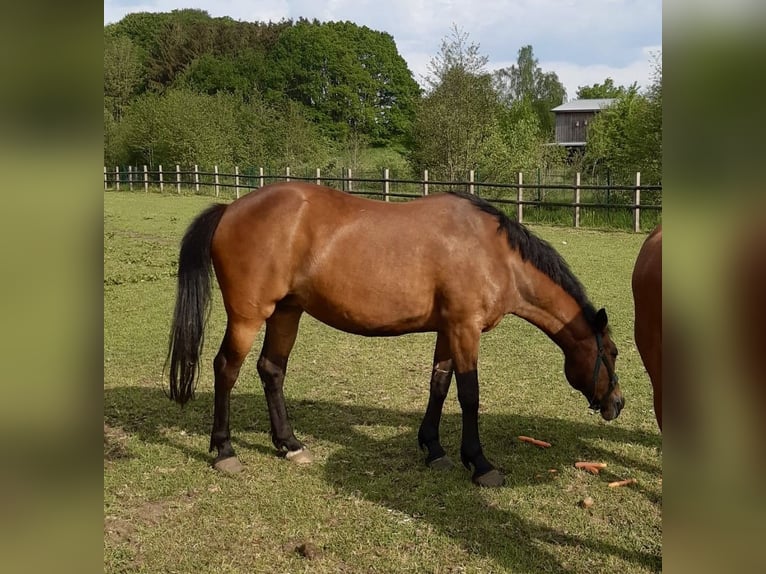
left=104, top=386, right=662, bottom=573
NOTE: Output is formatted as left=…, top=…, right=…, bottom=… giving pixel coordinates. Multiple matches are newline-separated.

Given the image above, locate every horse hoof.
left=213, top=456, right=243, bottom=474
left=473, top=469, right=505, bottom=487
left=427, top=456, right=454, bottom=471
left=285, top=448, right=314, bottom=464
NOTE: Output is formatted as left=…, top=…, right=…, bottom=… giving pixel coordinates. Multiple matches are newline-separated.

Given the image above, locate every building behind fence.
left=104, top=164, right=661, bottom=232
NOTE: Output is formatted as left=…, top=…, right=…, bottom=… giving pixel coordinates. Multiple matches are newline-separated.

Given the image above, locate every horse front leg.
left=418, top=333, right=454, bottom=469
left=449, top=325, right=505, bottom=487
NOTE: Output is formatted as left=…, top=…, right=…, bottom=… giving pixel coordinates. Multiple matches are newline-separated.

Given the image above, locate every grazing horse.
left=632, top=225, right=662, bottom=430
left=167, top=182, right=623, bottom=487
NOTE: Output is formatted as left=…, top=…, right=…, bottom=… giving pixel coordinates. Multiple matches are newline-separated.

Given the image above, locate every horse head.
left=564, top=308, right=624, bottom=421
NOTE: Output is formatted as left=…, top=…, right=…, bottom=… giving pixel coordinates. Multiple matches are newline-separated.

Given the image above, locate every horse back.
left=210, top=183, right=510, bottom=334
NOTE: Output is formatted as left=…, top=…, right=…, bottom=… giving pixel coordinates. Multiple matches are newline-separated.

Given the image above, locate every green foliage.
left=493, top=45, right=566, bottom=137
left=264, top=20, right=419, bottom=143
left=108, top=88, right=331, bottom=170
left=584, top=60, right=662, bottom=185
left=103, top=33, right=144, bottom=121
left=175, top=52, right=255, bottom=95
left=104, top=12, right=418, bottom=160
left=410, top=28, right=502, bottom=180
left=576, top=77, right=632, bottom=100
left=424, top=24, right=489, bottom=88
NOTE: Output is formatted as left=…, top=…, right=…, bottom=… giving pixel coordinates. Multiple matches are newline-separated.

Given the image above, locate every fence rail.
left=104, top=165, right=661, bottom=232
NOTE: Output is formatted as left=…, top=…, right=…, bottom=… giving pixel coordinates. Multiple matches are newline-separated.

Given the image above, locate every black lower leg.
left=210, top=351, right=239, bottom=462
left=418, top=364, right=452, bottom=463
left=257, top=355, right=303, bottom=452
left=456, top=370, right=495, bottom=478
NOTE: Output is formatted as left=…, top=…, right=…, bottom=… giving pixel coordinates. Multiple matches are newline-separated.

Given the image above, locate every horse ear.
left=595, top=308, right=609, bottom=331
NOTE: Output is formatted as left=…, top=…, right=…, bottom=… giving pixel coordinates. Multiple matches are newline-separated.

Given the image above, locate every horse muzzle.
left=598, top=392, right=625, bottom=421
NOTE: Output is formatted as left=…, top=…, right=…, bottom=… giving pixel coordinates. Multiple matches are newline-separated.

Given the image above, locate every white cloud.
left=543, top=45, right=661, bottom=100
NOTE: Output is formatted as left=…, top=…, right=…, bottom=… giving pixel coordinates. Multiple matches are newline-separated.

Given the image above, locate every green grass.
left=104, top=191, right=661, bottom=573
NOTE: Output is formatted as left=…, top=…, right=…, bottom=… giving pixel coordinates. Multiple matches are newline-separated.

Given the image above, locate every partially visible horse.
left=167, top=183, right=623, bottom=487
left=632, top=225, right=662, bottom=430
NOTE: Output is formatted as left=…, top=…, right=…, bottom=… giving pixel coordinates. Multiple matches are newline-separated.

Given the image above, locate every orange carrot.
left=575, top=462, right=607, bottom=470
left=574, top=461, right=609, bottom=475
left=518, top=436, right=552, bottom=448
left=608, top=478, right=637, bottom=488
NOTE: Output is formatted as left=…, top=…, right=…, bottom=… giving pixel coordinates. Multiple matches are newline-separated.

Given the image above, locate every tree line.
left=104, top=10, right=661, bottom=185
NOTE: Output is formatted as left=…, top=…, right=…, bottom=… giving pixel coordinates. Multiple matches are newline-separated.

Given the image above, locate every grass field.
left=104, top=191, right=661, bottom=573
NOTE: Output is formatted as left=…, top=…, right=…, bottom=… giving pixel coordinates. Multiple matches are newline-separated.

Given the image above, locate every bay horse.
left=167, top=182, right=623, bottom=487
left=632, top=225, right=662, bottom=430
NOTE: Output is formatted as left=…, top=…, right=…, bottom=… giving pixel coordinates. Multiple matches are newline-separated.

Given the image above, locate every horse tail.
left=167, top=203, right=228, bottom=405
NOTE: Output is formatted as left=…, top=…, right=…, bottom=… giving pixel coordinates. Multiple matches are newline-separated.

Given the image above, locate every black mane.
left=453, top=192, right=598, bottom=328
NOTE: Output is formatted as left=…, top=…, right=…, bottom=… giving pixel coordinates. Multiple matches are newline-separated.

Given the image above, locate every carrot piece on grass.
left=574, top=462, right=607, bottom=469
left=608, top=478, right=637, bottom=488
left=518, top=436, right=552, bottom=448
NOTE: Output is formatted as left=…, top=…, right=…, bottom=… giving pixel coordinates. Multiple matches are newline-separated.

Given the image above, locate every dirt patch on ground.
left=105, top=497, right=186, bottom=571
left=104, top=423, right=131, bottom=462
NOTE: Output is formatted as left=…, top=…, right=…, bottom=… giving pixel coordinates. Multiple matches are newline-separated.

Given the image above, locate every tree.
left=410, top=27, right=501, bottom=180
left=493, top=45, right=566, bottom=137
left=584, top=56, right=662, bottom=185
left=264, top=20, right=419, bottom=144
left=576, top=78, right=631, bottom=100
left=424, top=24, right=488, bottom=88
left=103, top=33, right=143, bottom=121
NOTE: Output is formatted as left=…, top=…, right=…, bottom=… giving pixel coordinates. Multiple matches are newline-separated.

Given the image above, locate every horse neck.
left=507, top=262, right=593, bottom=353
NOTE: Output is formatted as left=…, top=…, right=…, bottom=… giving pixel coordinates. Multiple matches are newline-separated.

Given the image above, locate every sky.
left=103, top=0, right=662, bottom=100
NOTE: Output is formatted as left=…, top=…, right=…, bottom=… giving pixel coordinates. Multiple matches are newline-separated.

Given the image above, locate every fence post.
left=469, top=169, right=475, bottom=195
left=633, top=172, right=641, bottom=233
left=128, top=166, right=133, bottom=191
left=574, top=172, right=581, bottom=228
left=104, top=166, right=108, bottom=190
left=115, top=166, right=120, bottom=191
left=194, top=165, right=200, bottom=193
left=214, top=165, right=219, bottom=197
left=348, top=168, right=353, bottom=192
left=176, top=164, right=181, bottom=194
left=423, top=169, right=429, bottom=196
left=383, top=168, right=390, bottom=202
left=259, top=167, right=264, bottom=188
left=517, top=172, right=523, bottom=222
left=158, top=165, right=164, bottom=192
left=285, top=166, right=290, bottom=182
left=235, top=166, right=240, bottom=199
left=316, top=167, right=321, bottom=186
left=143, top=165, right=148, bottom=192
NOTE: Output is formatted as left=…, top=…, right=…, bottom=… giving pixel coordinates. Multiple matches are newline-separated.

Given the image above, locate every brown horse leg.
left=256, top=304, right=312, bottom=463
left=449, top=326, right=505, bottom=487
left=210, top=319, right=262, bottom=472
left=418, top=334, right=454, bottom=469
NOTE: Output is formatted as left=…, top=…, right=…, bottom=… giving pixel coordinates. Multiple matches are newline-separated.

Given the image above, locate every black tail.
left=167, top=203, right=228, bottom=405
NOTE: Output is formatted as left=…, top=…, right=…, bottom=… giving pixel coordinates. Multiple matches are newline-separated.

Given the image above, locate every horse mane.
left=452, top=192, right=599, bottom=329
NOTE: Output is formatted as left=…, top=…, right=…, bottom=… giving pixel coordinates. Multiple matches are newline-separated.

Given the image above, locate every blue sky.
left=104, top=0, right=662, bottom=99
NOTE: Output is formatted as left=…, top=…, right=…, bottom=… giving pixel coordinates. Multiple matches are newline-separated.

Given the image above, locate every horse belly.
left=294, top=265, right=438, bottom=336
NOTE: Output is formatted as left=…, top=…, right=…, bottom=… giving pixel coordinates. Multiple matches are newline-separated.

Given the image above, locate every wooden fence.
left=104, top=165, right=661, bottom=232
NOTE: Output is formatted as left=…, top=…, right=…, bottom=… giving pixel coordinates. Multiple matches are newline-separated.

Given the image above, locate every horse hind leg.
left=257, top=303, right=313, bottom=464
left=210, top=318, right=262, bottom=473
left=418, top=333, right=455, bottom=470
